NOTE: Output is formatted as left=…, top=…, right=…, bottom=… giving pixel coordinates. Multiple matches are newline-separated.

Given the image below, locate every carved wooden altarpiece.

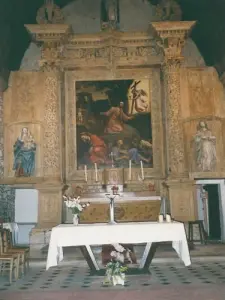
left=5, top=13, right=225, bottom=230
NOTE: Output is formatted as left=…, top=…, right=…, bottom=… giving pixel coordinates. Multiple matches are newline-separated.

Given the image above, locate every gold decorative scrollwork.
left=43, top=73, right=61, bottom=177
left=164, top=61, right=185, bottom=174
left=151, top=21, right=196, bottom=176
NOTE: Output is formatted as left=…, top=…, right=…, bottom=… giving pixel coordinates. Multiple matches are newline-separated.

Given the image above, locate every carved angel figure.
left=101, top=0, right=119, bottom=30
left=36, top=0, right=64, bottom=24
left=194, top=121, right=217, bottom=172
left=155, top=0, right=182, bottom=21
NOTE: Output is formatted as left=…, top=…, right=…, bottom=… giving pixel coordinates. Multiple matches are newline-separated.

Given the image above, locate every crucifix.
left=105, top=185, right=120, bottom=224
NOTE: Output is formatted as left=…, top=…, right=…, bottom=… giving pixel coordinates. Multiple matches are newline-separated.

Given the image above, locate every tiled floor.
left=1, top=260, right=225, bottom=292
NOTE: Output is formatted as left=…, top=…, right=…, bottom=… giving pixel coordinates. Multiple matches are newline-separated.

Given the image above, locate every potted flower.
left=63, top=196, right=90, bottom=225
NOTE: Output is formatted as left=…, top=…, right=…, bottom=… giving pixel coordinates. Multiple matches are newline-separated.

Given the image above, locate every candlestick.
left=129, top=160, right=132, bottom=181
left=94, top=163, right=98, bottom=182
left=84, top=165, right=87, bottom=182
left=163, top=197, right=166, bottom=217
left=105, top=192, right=119, bottom=225
left=140, top=160, right=144, bottom=180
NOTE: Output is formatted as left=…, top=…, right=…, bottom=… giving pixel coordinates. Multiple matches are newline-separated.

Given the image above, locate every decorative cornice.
left=25, top=24, right=71, bottom=43
left=151, top=21, right=196, bottom=35
left=25, top=24, right=72, bottom=70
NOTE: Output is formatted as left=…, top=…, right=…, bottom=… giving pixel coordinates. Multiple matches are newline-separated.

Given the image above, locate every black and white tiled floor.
left=1, top=261, right=225, bottom=291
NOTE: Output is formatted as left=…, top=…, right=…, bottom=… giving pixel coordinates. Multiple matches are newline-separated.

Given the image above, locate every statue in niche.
left=13, top=127, right=36, bottom=177
left=193, top=121, right=217, bottom=172
left=101, top=0, right=119, bottom=30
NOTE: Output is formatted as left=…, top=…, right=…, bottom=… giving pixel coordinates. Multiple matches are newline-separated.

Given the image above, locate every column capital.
left=151, top=21, right=196, bottom=61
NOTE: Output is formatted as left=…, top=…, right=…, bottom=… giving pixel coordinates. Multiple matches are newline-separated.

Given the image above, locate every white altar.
left=46, top=222, right=191, bottom=271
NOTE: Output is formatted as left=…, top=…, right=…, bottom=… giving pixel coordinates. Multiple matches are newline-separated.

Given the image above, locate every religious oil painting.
left=76, top=79, right=153, bottom=170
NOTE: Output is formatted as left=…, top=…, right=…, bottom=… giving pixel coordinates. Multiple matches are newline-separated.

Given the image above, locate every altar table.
left=46, top=222, right=191, bottom=271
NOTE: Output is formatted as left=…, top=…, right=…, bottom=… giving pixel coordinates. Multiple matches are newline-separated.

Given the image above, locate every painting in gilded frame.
left=76, top=79, right=153, bottom=169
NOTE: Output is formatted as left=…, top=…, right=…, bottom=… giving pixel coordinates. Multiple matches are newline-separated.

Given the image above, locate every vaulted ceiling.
left=0, top=0, right=225, bottom=76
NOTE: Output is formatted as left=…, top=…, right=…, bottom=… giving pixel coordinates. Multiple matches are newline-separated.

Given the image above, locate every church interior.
left=1, top=0, right=225, bottom=299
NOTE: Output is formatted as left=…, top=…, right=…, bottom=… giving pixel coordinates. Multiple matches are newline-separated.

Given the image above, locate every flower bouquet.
left=103, top=261, right=128, bottom=286
left=63, top=196, right=90, bottom=225
left=103, top=244, right=129, bottom=286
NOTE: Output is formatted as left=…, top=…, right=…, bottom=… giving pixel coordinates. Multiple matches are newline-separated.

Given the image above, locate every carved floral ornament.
left=156, top=36, right=185, bottom=60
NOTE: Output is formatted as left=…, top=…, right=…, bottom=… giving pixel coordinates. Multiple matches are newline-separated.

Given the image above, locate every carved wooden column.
left=152, top=22, right=198, bottom=221
left=152, top=21, right=195, bottom=177
left=25, top=23, right=70, bottom=227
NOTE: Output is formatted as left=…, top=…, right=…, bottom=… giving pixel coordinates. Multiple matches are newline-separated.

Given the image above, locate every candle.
left=84, top=165, right=87, bottom=182
left=163, top=197, right=166, bottom=216
left=94, top=163, right=98, bottom=182
left=158, top=215, right=164, bottom=223
left=129, top=160, right=132, bottom=181
left=140, top=160, right=144, bottom=180
left=166, top=214, right=171, bottom=223
left=111, top=152, right=114, bottom=167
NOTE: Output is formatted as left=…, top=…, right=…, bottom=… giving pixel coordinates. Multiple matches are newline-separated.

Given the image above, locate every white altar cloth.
left=46, top=222, right=191, bottom=270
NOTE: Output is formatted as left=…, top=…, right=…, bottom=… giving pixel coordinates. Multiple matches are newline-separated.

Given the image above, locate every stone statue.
left=193, top=121, right=217, bottom=172
left=36, top=0, right=64, bottom=24
left=13, top=127, right=36, bottom=177
left=155, top=0, right=182, bottom=21
left=101, top=0, right=119, bottom=30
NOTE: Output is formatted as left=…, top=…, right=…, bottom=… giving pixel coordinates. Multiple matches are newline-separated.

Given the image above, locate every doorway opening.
left=203, top=184, right=221, bottom=241
left=196, top=179, right=225, bottom=242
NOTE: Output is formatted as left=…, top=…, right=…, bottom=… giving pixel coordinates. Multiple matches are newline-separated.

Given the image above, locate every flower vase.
left=112, top=273, right=125, bottom=286
left=72, top=214, right=79, bottom=225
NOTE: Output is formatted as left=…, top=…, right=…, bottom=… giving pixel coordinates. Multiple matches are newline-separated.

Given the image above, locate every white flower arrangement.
left=103, top=243, right=131, bottom=286
left=104, top=261, right=128, bottom=286
left=63, top=195, right=90, bottom=215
